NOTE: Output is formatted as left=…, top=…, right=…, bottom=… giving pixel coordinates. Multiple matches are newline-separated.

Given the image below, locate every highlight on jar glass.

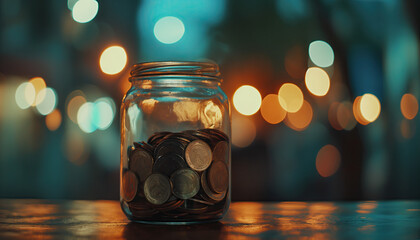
left=120, top=61, right=231, bottom=224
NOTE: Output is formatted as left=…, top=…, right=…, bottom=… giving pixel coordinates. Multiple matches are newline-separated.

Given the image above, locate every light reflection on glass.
left=200, top=100, right=223, bottom=128
left=173, top=100, right=200, bottom=122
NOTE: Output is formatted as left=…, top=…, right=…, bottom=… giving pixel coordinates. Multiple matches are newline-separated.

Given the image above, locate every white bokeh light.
left=153, top=16, right=185, bottom=44
left=72, top=0, right=99, bottom=23
left=35, top=88, right=57, bottom=115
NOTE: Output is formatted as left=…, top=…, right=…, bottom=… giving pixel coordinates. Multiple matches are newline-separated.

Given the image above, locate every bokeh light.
left=45, top=109, right=62, bottom=131
left=400, top=119, right=415, bottom=139
left=400, top=93, right=418, bottom=120
left=29, top=77, right=46, bottom=106
left=261, top=94, right=287, bottom=124
left=67, top=93, right=87, bottom=123
left=285, top=100, right=313, bottom=131
left=77, top=102, right=97, bottom=133
left=353, top=96, right=369, bottom=125
left=35, top=88, right=57, bottom=116
left=153, top=16, right=185, bottom=44
left=337, top=101, right=356, bottom=130
left=65, top=132, right=89, bottom=165
left=316, top=144, right=341, bottom=177
left=99, top=46, right=128, bottom=75
left=15, top=82, right=35, bottom=109
left=305, top=67, right=330, bottom=97
left=72, top=0, right=99, bottom=23
left=308, top=40, right=334, bottom=68
left=360, top=93, right=381, bottom=123
left=232, top=114, right=256, bottom=148
left=328, top=102, right=342, bottom=130
left=233, top=85, right=262, bottom=116
left=278, top=83, right=304, bottom=113
left=93, top=98, right=115, bottom=130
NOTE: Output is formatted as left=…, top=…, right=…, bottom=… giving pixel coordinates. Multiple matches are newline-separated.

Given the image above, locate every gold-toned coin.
left=129, top=148, right=154, bottom=182
left=144, top=173, right=172, bottom=205
left=185, top=139, right=212, bottom=171
left=207, top=160, right=229, bottom=193
left=212, top=141, right=229, bottom=163
left=200, top=171, right=226, bottom=202
left=122, top=170, right=138, bottom=202
left=170, top=168, right=200, bottom=199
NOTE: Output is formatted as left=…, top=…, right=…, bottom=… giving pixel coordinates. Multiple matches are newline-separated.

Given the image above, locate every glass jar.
left=120, top=61, right=231, bottom=224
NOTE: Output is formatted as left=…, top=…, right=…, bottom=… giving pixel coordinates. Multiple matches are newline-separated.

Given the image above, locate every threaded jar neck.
left=129, top=61, right=222, bottom=84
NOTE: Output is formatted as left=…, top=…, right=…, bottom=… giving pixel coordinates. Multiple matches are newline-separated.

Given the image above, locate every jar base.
left=129, top=218, right=221, bottom=225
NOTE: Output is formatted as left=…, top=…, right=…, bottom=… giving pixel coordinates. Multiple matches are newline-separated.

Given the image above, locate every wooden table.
left=1, top=199, right=419, bottom=239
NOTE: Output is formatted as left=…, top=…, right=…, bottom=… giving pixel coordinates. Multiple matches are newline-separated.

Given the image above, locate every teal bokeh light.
left=309, top=40, right=334, bottom=68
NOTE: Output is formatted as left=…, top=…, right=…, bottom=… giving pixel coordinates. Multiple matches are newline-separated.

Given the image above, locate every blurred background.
left=0, top=0, right=419, bottom=201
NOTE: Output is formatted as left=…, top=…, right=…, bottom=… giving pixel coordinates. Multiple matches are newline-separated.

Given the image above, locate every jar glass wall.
left=120, top=62, right=231, bottom=224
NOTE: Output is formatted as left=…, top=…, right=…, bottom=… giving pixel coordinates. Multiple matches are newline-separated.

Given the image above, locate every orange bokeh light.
left=328, top=102, right=342, bottom=130
left=316, top=144, right=341, bottom=177
left=261, top=94, right=287, bottom=124
left=232, top=114, right=256, bottom=148
left=353, top=96, right=369, bottom=125
left=337, top=101, right=356, bottom=130
left=278, top=83, right=304, bottom=113
left=400, top=93, right=418, bottom=120
left=29, top=77, right=46, bottom=106
left=285, top=100, right=313, bottom=131
left=67, top=95, right=87, bottom=123
left=45, top=109, right=62, bottom=131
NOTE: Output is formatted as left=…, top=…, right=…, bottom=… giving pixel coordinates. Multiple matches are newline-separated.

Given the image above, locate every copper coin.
left=170, top=168, right=200, bottom=199
left=212, top=141, right=229, bottom=163
left=129, top=148, right=154, bottom=182
left=200, top=171, right=226, bottom=202
left=185, top=139, right=212, bottom=171
left=200, top=129, right=228, bottom=141
left=122, top=170, right=138, bottom=202
left=144, top=173, right=172, bottom=205
left=207, top=160, right=229, bottom=193
left=148, top=131, right=171, bottom=145
left=189, top=197, right=215, bottom=206
left=153, top=154, right=187, bottom=177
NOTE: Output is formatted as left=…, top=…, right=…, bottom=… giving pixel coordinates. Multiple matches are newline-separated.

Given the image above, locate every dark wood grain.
left=1, top=199, right=419, bottom=239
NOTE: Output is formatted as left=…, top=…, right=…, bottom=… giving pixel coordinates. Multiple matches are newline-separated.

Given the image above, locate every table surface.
left=1, top=199, right=420, bottom=239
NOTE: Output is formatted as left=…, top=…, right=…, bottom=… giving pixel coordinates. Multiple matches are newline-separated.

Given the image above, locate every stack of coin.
left=122, top=129, right=230, bottom=221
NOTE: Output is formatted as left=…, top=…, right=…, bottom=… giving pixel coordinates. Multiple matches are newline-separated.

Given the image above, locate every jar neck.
left=129, top=61, right=222, bottom=89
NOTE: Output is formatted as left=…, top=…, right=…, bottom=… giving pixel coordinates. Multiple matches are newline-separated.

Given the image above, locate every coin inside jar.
left=185, top=139, right=212, bottom=171
left=153, top=154, right=187, bottom=177
left=200, top=171, right=226, bottom=202
left=129, top=148, right=154, bottom=182
left=144, top=173, right=172, bottom=205
left=212, top=141, right=229, bottom=163
left=154, top=139, right=186, bottom=159
left=207, top=160, right=229, bottom=193
left=170, top=168, right=200, bottom=199
left=122, top=170, right=138, bottom=202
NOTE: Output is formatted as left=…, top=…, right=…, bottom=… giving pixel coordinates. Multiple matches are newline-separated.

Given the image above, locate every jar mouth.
left=129, top=61, right=221, bottom=82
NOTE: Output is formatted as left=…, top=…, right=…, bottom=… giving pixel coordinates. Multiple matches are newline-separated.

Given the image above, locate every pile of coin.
left=122, top=129, right=230, bottom=221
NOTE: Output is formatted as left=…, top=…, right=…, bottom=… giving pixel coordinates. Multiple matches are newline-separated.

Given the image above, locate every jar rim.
left=129, top=61, right=221, bottom=82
